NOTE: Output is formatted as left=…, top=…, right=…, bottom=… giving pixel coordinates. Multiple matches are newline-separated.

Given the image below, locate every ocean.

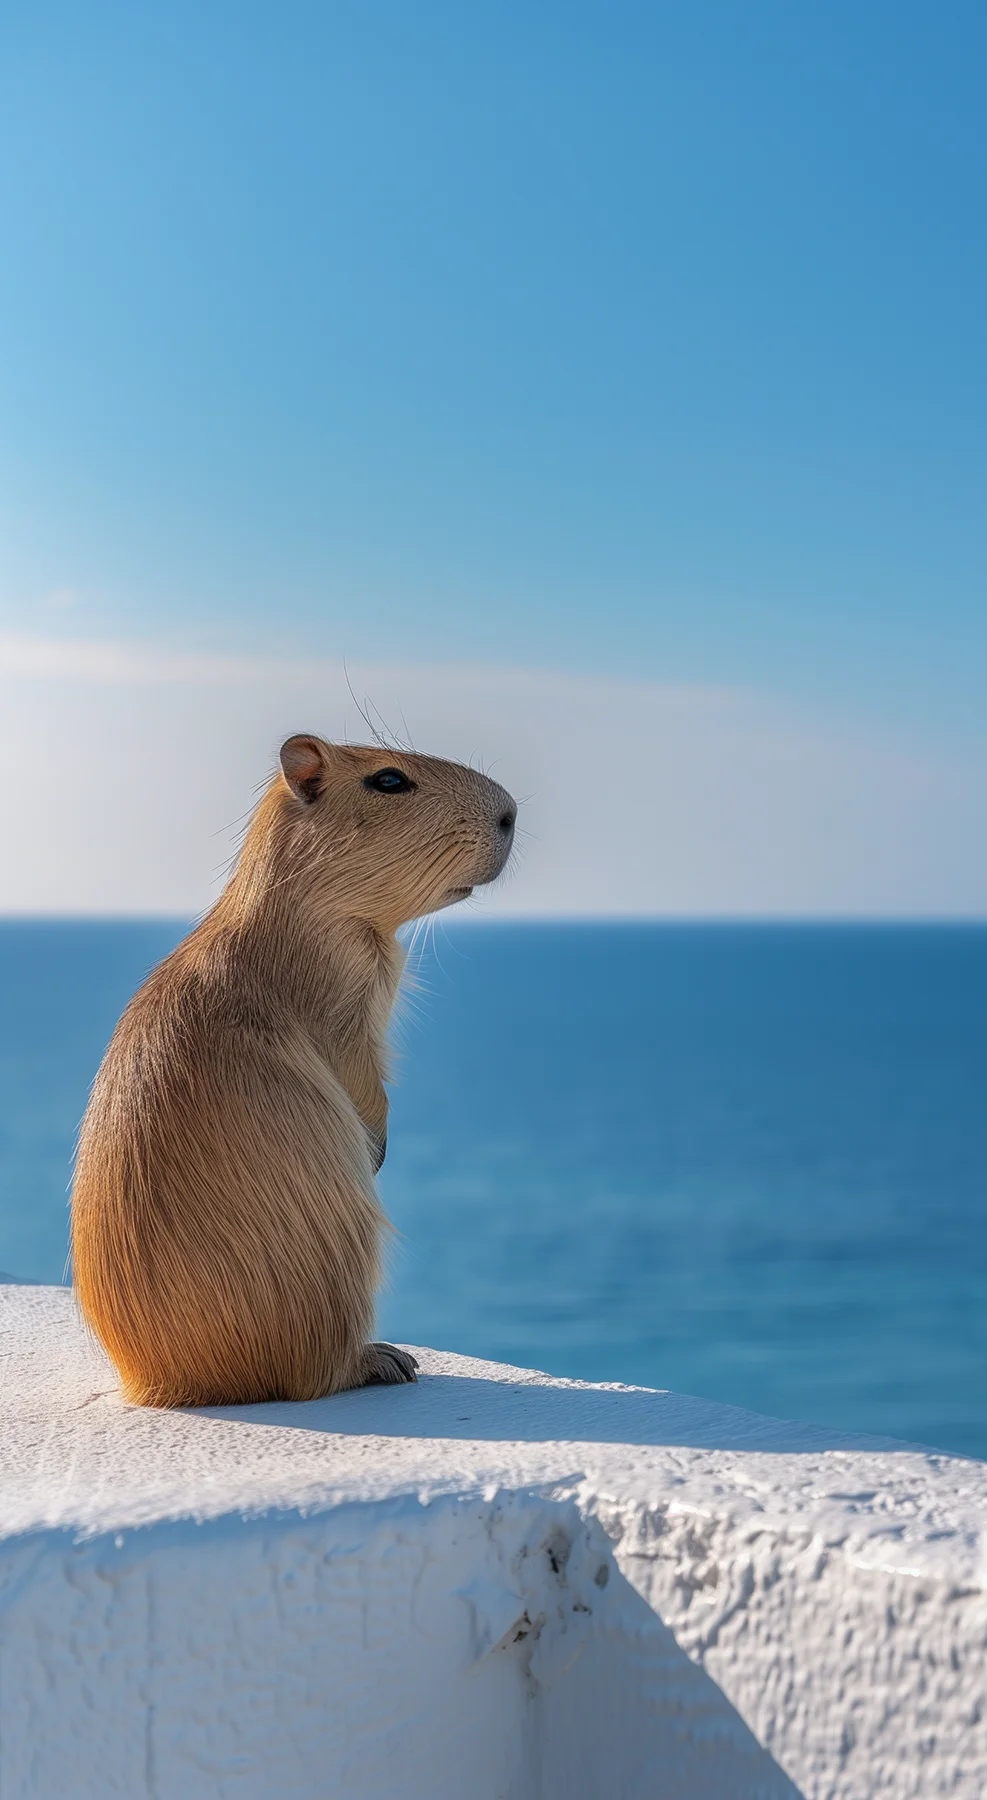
left=1, top=920, right=985, bottom=1458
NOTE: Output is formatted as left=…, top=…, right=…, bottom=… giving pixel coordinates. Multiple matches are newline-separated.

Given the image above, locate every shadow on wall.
left=0, top=1494, right=807, bottom=1800
left=528, top=1502, right=807, bottom=1800
left=197, top=1367, right=924, bottom=1455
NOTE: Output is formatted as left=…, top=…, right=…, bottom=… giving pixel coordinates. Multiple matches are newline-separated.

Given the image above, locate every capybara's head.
left=273, top=735, right=517, bottom=928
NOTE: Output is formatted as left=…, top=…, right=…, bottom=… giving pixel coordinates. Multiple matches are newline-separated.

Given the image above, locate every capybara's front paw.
left=359, top=1342, right=419, bottom=1386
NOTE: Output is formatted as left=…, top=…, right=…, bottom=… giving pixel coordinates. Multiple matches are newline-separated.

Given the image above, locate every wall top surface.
left=3, top=1284, right=985, bottom=1592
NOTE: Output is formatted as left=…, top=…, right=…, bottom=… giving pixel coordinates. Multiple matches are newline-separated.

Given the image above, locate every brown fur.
left=71, top=736, right=516, bottom=1407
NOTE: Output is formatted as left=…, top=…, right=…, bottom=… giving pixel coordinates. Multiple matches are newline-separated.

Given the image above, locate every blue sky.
left=0, top=3, right=985, bottom=912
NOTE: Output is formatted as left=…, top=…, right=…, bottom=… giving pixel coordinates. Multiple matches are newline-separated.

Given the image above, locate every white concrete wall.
left=3, top=1285, right=986, bottom=1799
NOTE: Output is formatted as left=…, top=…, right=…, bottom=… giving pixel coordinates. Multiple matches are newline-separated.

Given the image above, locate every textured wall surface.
left=3, top=1285, right=985, bottom=1799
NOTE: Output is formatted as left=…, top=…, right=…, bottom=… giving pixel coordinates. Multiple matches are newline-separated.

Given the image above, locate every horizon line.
left=1, top=912, right=985, bottom=929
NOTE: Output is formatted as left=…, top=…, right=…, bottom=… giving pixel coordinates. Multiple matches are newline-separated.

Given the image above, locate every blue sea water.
left=1, top=920, right=985, bottom=1458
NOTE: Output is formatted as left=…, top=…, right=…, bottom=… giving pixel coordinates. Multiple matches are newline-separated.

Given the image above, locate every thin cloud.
left=0, top=635, right=984, bottom=918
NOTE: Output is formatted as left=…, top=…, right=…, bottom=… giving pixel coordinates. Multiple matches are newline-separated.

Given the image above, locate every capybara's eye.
left=364, top=768, right=416, bottom=795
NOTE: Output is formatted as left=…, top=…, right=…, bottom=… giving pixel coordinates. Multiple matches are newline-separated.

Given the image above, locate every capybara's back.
left=72, top=734, right=516, bottom=1406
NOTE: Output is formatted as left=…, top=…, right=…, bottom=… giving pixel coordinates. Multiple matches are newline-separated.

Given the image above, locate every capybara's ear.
left=280, top=735, right=328, bottom=804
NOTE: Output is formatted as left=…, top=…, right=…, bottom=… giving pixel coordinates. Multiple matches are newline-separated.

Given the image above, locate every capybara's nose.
left=498, top=802, right=517, bottom=836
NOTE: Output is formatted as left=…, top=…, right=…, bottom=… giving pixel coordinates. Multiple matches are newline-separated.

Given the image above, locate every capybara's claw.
left=361, top=1342, right=419, bottom=1385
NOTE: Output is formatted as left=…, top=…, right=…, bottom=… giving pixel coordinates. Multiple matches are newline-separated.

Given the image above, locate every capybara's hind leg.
left=357, top=1342, right=419, bottom=1385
